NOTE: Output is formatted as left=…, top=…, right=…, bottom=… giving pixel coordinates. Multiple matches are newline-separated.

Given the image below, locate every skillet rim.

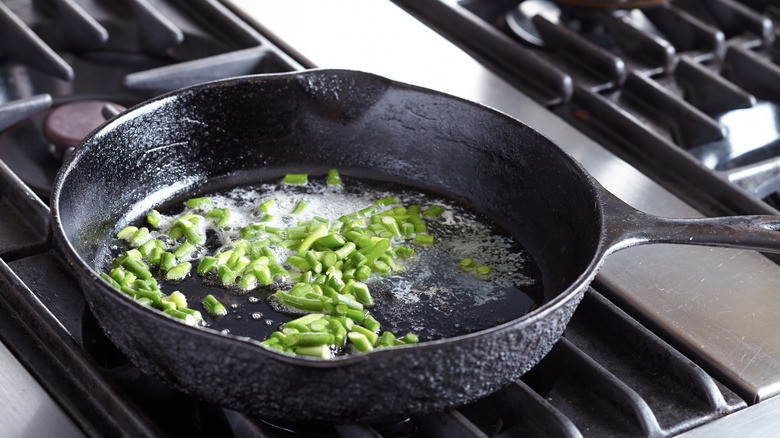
left=49, top=68, right=610, bottom=368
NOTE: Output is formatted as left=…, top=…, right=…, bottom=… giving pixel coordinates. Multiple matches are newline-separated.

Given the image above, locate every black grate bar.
left=675, top=0, right=772, bottom=45
left=0, top=2, right=73, bottom=80
left=5, top=0, right=110, bottom=51
left=723, top=44, right=780, bottom=101
left=492, top=381, right=583, bottom=438
left=123, top=46, right=294, bottom=92
left=534, top=15, right=627, bottom=90
left=644, top=3, right=725, bottom=60
left=0, top=160, right=50, bottom=260
left=566, top=85, right=776, bottom=215
left=414, top=409, right=490, bottom=438
left=622, top=71, right=724, bottom=147
left=0, top=94, right=51, bottom=131
left=674, top=56, right=756, bottom=114
left=602, top=13, right=677, bottom=75
left=129, top=0, right=185, bottom=55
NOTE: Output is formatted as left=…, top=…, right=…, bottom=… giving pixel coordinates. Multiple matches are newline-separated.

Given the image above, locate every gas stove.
left=1, top=0, right=779, bottom=436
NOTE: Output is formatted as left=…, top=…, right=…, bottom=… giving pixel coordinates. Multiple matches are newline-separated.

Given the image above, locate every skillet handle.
left=603, top=196, right=780, bottom=255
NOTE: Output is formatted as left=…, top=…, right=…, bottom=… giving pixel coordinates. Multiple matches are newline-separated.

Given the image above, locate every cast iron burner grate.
left=0, top=0, right=746, bottom=436
left=394, top=0, right=780, bottom=219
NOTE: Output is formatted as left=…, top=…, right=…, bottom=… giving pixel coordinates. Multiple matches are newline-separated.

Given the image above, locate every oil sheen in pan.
left=106, top=176, right=544, bottom=344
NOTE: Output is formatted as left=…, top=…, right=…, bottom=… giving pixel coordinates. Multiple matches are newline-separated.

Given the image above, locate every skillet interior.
left=52, top=69, right=606, bottom=422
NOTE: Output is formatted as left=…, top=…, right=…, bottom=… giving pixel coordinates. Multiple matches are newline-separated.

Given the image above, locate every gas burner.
left=505, top=0, right=667, bottom=56
left=43, top=100, right=125, bottom=158
left=0, top=99, right=127, bottom=200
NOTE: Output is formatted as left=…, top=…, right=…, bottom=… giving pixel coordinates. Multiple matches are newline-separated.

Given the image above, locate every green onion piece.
left=164, top=309, right=197, bottom=326
left=374, top=196, right=400, bottom=206
left=259, top=199, right=276, bottom=213
left=185, top=197, right=212, bottom=210
left=458, top=258, right=475, bottom=271
left=160, top=252, right=175, bottom=270
left=345, top=308, right=365, bottom=322
left=254, top=264, right=273, bottom=285
left=476, top=265, right=492, bottom=276
left=360, top=238, right=391, bottom=266
left=274, top=290, right=324, bottom=312
left=403, top=333, right=419, bottom=344
left=168, top=291, right=187, bottom=308
left=413, top=234, right=434, bottom=245
left=329, top=319, right=347, bottom=347
left=284, top=313, right=326, bottom=328
left=130, top=227, right=150, bottom=246
left=215, top=208, right=231, bottom=229
left=303, top=251, right=323, bottom=274
left=166, top=262, right=191, bottom=280
left=348, top=332, right=374, bottom=352
left=286, top=332, right=334, bottom=347
left=298, top=224, right=328, bottom=252
left=147, top=247, right=163, bottom=264
left=351, top=325, right=379, bottom=346
left=203, top=294, right=227, bottom=317
left=315, top=233, right=346, bottom=249
left=177, top=306, right=203, bottom=322
left=218, top=265, right=236, bottom=285
left=197, top=256, right=218, bottom=274
left=137, top=239, right=157, bottom=257
left=100, top=272, right=120, bottom=289
left=238, top=272, right=258, bottom=290
left=354, top=265, right=371, bottom=280
left=121, top=257, right=152, bottom=280
left=363, top=314, right=381, bottom=332
left=117, top=226, right=138, bottom=241
left=327, top=168, right=341, bottom=185
left=173, top=241, right=195, bottom=259
left=292, top=200, right=308, bottom=215
left=337, top=294, right=363, bottom=311
left=396, top=245, right=414, bottom=258
left=146, top=210, right=162, bottom=228
left=352, top=282, right=373, bottom=306
left=294, top=345, right=332, bottom=359
left=379, top=332, right=396, bottom=347
left=284, top=173, right=308, bottom=184
left=423, top=205, right=445, bottom=217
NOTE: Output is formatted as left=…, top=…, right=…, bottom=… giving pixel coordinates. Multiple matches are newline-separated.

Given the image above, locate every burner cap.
left=43, top=100, right=125, bottom=152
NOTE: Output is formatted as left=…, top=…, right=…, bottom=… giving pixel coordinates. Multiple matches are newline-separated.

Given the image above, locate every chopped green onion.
left=117, top=226, right=138, bottom=241
left=292, top=200, right=308, bottom=215
left=284, top=173, right=308, bottom=184
left=146, top=210, right=162, bottom=228
left=423, top=205, right=445, bottom=217
left=166, top=262, right=191, bottom=280
left=327, top=169, right=342, bottom=185
left=348, top=332, right=374, bottom=352
left=259, top=199, right=276, bottom=213
left=185, top=197, right=212, bottom=210
left=413, top=234, right=434, bottom=245
left=203, top=294, right=227, bottom=317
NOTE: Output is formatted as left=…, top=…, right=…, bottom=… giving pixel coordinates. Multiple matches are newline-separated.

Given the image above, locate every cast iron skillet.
left=51, top=69, right=780, bottom=423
